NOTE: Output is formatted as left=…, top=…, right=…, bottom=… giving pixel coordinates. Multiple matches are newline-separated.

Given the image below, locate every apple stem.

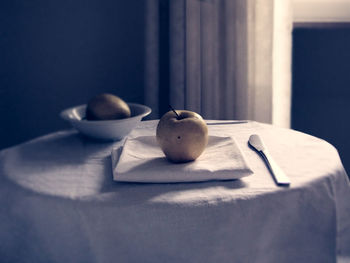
left=169, top=104, right=180, bottom=119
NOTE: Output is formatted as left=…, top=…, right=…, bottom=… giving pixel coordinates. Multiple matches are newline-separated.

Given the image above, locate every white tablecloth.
left=0, top=121, right=349, bottom=263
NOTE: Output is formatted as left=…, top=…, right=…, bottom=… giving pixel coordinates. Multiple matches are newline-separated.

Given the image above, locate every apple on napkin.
left=156, top=109, right=208, bottom=163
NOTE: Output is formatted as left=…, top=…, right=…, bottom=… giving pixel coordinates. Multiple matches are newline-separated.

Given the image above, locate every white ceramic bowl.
left=60, top=103, right=152, bottom=141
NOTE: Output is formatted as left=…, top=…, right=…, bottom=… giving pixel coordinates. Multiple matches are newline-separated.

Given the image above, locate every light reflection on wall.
left=293, top=0, right=350, bottom=23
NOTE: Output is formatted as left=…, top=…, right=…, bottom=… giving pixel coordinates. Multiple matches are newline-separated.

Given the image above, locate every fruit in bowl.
left=86, top=93, right=131, bottom=120
left=60, top=94, right=151, bottom=141
left=156, top=109, right=208, bottom=163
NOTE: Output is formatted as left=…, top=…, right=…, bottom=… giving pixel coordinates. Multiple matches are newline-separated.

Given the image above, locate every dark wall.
left=0, top=0, right=145, bottom=149
left=292, top=25, right=350, bottom=173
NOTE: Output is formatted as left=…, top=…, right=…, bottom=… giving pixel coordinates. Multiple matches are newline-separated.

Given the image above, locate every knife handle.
left=260, top=150, right=290, bottom=186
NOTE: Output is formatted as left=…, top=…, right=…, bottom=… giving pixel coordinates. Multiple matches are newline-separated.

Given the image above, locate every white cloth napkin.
left=111, top=135, right=253, bottom=183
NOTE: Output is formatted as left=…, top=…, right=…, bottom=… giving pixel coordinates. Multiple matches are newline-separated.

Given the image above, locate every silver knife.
left=248, top=134, right=290, bottom=186
left=206, top=120, right=248, bottom=125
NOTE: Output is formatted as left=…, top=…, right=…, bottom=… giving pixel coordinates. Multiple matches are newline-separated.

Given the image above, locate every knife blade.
left=206, top=120, right=248, bottom=125
left=248, top=134, right=290, bottom=186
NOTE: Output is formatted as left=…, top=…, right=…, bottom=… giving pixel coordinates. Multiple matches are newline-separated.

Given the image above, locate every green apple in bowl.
left=86, top=93, right=131, bottom=121
left=156, top=109, right=208, bottom=163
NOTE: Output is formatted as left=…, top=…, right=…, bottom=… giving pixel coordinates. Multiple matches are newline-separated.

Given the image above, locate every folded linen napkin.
left=111, top=135, right=253, bottom=183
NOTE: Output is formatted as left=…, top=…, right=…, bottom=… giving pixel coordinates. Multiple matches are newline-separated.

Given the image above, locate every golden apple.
left=86, top=93, right=131, bottom=120
left=156, top=110, right=208, bottom=163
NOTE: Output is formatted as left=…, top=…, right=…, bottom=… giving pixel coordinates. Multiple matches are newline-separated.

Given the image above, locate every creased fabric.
left=145, top=0, right=292, bottom=126
left=112, top=135, right=253, bottom=182
left=0, top=120, right=349, bottom=263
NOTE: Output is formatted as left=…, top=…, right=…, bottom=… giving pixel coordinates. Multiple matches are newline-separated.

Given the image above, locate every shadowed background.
left=292, top=25, right=350, bottom=174
left=0, top=0, right=145, bottom=149
left=0, top=1, right=349, bottom=174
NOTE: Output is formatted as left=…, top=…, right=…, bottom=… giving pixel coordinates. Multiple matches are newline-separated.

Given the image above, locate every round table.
left=0, top=121, right=349, bottom=263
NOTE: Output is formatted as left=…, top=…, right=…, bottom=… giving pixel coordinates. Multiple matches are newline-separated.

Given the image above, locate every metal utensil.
left=206, top=120, right=248, bottom=125
left=248, top=134, right=290, bottom=186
